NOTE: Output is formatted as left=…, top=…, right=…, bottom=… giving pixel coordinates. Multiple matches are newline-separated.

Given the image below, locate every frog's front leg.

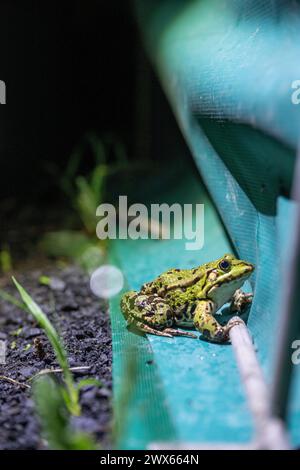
left=193, top=300, right=230, bottom=343
left=120, top=291, right=196, bottom=338
left=230, top=289, right=253, bottom=313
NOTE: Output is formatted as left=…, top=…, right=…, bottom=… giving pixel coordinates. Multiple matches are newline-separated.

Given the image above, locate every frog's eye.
left=219, top=259, right=230, bottom=271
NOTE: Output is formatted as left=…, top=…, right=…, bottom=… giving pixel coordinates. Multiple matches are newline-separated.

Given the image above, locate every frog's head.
left=204, top=254, right=254, bottom=307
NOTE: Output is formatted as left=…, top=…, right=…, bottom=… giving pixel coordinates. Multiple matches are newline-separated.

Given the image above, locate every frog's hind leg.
left=193, top=300, right=229, bottom=343
left=121, top=291, right=173, bottom=336
left=120, top=291, right=138, bottom=321
left=129, top=320, right=197, bottom=338
left=135, top=295, right=197, bottom=338
left=121, top=291, right=196, bottom=338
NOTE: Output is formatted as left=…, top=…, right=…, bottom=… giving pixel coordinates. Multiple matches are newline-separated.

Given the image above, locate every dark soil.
left=0, top=264, right=112, bottom=450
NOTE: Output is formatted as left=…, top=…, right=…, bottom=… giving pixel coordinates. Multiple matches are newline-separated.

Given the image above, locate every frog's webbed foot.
left=193, top=300, right=229, bottom=343
left=121, top=291, right=197, bottom=339
left=230, top=289, right=253, bottom=313
left=203, top=325, right=229, bottom=343
left=129, top=322, right=197, bottom=339
left=128, top=320, right=173, bottom=338
left=223, top=317, right=245, bottom=339
left=162, top=328, right=197, bottom=339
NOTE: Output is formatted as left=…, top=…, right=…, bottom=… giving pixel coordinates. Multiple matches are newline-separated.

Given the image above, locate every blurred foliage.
left=0, top=245, right=12, bottom=274
left=40, top=230, right=104, bottom=273
left=64, top=133, right=128, bottom=234
left=48, top=132, right=129, bottom=234
left=42, top=132, right=130, bottom=271
left=34, top=375, right=98, bottom=450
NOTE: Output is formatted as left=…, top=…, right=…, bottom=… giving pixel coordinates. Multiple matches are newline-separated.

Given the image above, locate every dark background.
left=0, top=0, right=138, bottom=202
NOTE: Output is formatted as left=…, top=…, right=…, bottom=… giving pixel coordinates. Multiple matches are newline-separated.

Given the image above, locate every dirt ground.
left=0, top=264, right=112, bottom=450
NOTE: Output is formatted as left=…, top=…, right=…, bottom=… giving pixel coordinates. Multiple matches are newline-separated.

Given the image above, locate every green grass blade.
left=0, top=288, right=28, bottom=312
left=13, top=277, right=68, bottom=368
left=12, top=277, right=80, bottom=415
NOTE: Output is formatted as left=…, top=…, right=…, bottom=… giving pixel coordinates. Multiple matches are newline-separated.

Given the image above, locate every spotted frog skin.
left=120, top=254, right=254, bottom=343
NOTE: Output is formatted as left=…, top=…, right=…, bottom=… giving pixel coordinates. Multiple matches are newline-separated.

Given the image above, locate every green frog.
left=120, top=253, right=254, bottom=343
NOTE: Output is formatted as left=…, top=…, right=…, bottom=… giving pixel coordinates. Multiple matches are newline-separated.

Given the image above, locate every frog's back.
left=141, top=266, right=206, bottom=299
left=140, top=266, right=208, bottom=326
left=158, top=267, right=196, bottom=287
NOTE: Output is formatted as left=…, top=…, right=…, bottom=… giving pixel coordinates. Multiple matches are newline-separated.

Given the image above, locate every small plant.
left=42, top=133, right=129, bottom=271
left=0, top=279, right=102, bottom=449
left=60, top=132, right=128, bottom=235
left=11, top=279, right=100, bottom=413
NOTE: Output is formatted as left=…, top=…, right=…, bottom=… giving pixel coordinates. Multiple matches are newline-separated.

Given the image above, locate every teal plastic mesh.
left=110, top=0, right=300, bottom=448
